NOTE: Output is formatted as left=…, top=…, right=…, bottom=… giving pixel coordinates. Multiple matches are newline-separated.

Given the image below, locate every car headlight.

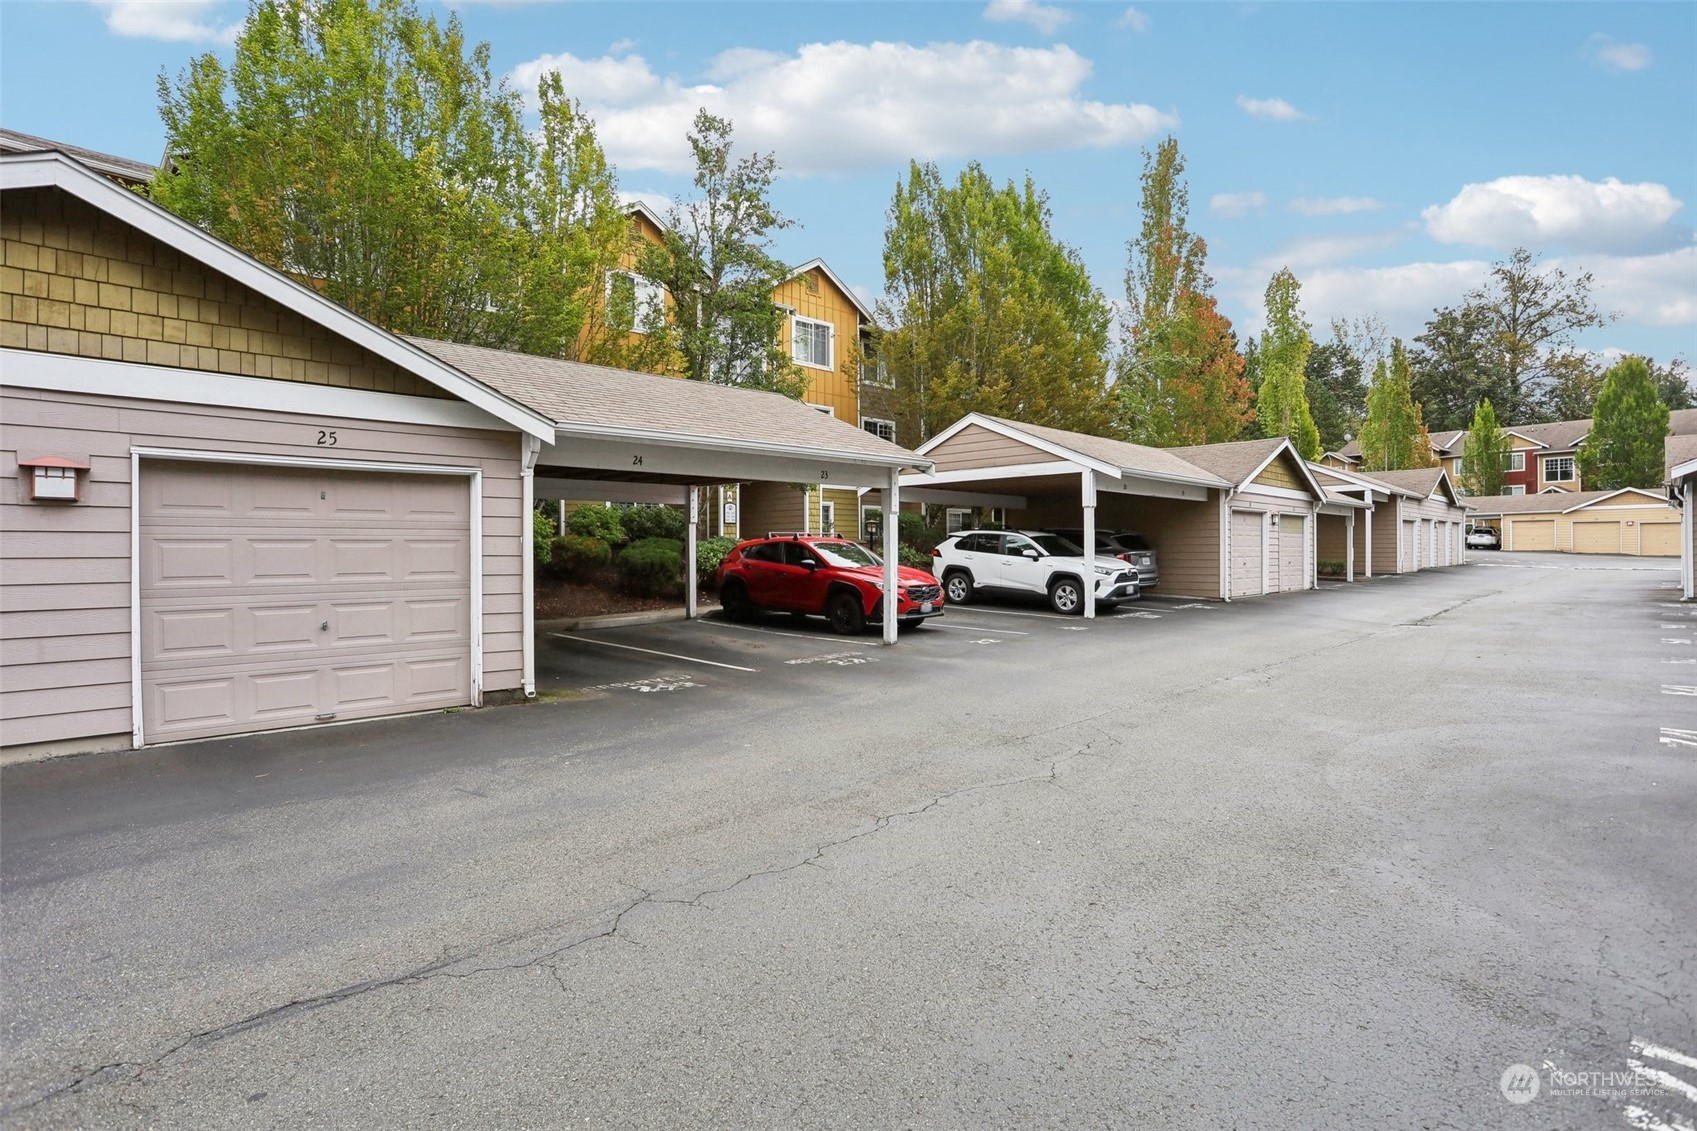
left=1094, top=565, right=1116, bottom=575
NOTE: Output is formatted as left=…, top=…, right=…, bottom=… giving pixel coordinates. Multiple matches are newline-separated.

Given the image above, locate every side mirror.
left=801, top=559, right=820, bottom=570
left=1022, top=548, right=1040, bottom=560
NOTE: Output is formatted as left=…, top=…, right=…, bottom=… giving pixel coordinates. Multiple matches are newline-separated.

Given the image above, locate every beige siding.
left=2, top=187, right=448, bottom=398
left=1251, top=452, right=1307, bottom=491
left=1007, top=490, right=1224, bottom=599
left=1316, top=513, right=1351, bottom=567
left=1397, top=493, right=1468, bottom=567
left=926, top=425, right=1055, bottom=473
left=1371, top=498, right=1403, bottom=572
left=737, top=480, right=807, bottom=539
left=1, top=387, right=522, bottom=751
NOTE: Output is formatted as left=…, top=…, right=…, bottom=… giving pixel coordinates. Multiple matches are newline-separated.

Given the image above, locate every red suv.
left=715, top=534, right=944, bottom=634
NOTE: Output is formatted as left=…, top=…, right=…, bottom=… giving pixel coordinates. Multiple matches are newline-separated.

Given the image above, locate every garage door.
left=1572, top=521, right=1621, bottom=554
left=1511, top=519, right=1555, bottom=552
left=1230, top=509, right=1264, bottom=597
left=1277, top=514, right=1306, bottom=591
left=1640, top=523, right=1681, bottom=557
left=139, top=461, right=473, bottom=743
left=1402, top=520, right=1418, bottom=571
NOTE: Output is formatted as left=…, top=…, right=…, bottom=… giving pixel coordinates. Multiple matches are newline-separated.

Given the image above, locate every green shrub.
left=617, top=537, right=683, bottom=597
left=897, top=511, right=945, bottom=554
left=620, top=504, right=687, bottom=543
left=897, top=545, right=934, bottom=572
left=1317, top=559, right=1347, bottom=577
left=533, top=509, right=558, bottom=567
left=567, top=504, right=627, bottom=546
left=554, top=535, right=612, bottom=581
left=695, top=536, right=739, bottom=582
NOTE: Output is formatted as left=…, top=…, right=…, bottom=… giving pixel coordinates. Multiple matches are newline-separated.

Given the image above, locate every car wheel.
left=943, top=570, right=974, bottom=605
left=1049, top=577, right=1084, bottom=615
left=720, top=580, right=752, bottom=621
left=827, top=591, right=866, bottom=635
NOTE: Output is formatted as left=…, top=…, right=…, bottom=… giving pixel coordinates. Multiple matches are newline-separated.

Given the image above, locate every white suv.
left=933, top=530, right=1140, bottom=615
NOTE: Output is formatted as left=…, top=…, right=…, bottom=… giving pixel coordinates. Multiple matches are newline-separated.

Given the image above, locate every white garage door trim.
left=1230, top=508, right=1269, bottom=598
left=130, top=447, right=483, bottom=747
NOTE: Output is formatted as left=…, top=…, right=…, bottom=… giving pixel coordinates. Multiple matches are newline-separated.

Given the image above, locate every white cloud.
left=1116, top=6, right=1151, bottom=32
left=608, top=39, right=638, bottom=55
left=983, top=0, right=1072, bottom=36
left=1290, top=195, right=1384, bottom=216
left=1209, top=191, right=1266, bottom=218
left=1255, top=231, right=1406, bottom=272
left=1422, top=174, right=1687, bottom=255
left=91, top=0, right=240, bottom=43
left=1236, top=95, right=1311, bottom=122
left=511, top=42, right=1177, bottom=176
left=1585, top=247, right=1697, bottom=327
left=1589, top=35, right=1651, bottom=72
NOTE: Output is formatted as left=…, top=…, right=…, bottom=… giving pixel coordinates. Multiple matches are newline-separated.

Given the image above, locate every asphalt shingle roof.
left=1666, top=434, right=1697, bottom=478
left=0, top=128, right=156, bottom=184
left=1464, top=488, right=1668, bottom=515
left=973, top=416, right=1232, bottom=486
left=408, top=336, right=925, bottom=466
left=1354, top=467, right=1448, bottom=500
left=1164, top=437, right=1292, bottom=486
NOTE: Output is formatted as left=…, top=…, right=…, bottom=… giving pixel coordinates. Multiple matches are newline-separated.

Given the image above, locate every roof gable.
left=3, top=150, right=553, bottom=441
left=1167, top=436, right=1327, bottom=499
left=786, top=258, right=873, bottom=321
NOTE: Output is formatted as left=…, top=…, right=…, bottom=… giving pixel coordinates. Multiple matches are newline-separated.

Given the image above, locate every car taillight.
left=931, top=547, right=941, bottom=557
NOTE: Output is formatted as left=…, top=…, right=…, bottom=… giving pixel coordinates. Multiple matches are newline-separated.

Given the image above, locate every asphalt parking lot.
left=4, top=552, right=1694, bottom=1130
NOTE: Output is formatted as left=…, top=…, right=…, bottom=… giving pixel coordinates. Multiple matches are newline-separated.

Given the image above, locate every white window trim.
left=819, top=499, right=836, bottom=534
left=1543, top=455, right=1576, bottom=482
left=1505, top=451, right=1526, bottom=472
left=792, top=315, right=835, bottom=371
left=1506, top=484, right=1526, bottom=496
left=607, top=269, right=663, bottom=334
left=860, top=416, right=897, bottom=443
left=946, top=507, right=973, bottom=534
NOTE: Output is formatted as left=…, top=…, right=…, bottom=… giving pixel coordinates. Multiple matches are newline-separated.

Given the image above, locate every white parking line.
left=925, top=621, right=1030, bottom=635
left=550, top=632, right=757, bottom=671
left=952, top=606, right=1077, bottom=621
left=693, top=619, right=830, bottom=643
left=1660, top=685, right=1697, bottom=696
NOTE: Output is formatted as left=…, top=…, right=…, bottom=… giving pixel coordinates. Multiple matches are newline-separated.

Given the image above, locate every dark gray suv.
left=1045, top=529, right=1159, bottom=589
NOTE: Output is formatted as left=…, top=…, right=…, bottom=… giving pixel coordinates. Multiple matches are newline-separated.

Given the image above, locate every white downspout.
left=521, top=434, right=541, bottom=699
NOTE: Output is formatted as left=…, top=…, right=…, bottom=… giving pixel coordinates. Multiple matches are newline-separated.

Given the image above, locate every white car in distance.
left=932, top=530, right=1140, bottom=615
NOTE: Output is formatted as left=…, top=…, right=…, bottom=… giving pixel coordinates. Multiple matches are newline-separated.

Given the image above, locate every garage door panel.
left=140, top=461, right=472, bottom=743
left=1511, top=519, right=1555, bottom=551
left=1230, top=510, right=1264, bottom=598
left=1573, top=522, right=1620, bottom=554
left=1277, top=515, right=1305, bottom=592
left=1640, top=523, right=1680, bottom=556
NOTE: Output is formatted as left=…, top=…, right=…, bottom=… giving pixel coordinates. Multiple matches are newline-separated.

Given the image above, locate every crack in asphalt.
left=5, top=756, right=1073, bottom=1118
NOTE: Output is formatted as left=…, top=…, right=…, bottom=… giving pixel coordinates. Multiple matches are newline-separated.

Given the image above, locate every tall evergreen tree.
left=1360, top=340, right=1437, bottom=471
left=1579, top=357, right=1671, bottom=489
left=1460, top=398, right=1510, bottom=497
left=1304, top=324, right=1368, bottom=452
left=1115, top=137, right=1251, bottom=445
left=1410, top=305, right=1513, bottom=431
left=878, top=161, right=1114, bottom=440
left=1253, top=268, right=1321, bottom=459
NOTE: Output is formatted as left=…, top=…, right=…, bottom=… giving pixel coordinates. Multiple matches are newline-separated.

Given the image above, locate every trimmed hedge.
left=695, top=535, right=739, bottom=582
left=533, top=509, right=558, bottom=567
left=617, top=537, right=683, bottom=597
left=567, top=504, right=627, bottom=546
left=897, top=511, right=945, bottom=555
left=897, top=545, right=934, bottom=572
left=620, top=504, right=688, bottom=543
left=554, top=535, right=612, bottom=581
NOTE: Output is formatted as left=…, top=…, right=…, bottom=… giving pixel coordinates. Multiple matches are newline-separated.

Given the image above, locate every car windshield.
left=811, top=540, right=883, bottom=568
left=1027, top=533, right=1082, bottom=556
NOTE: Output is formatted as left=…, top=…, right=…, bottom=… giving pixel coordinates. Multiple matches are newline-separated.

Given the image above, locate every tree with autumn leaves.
left=1115, top=139, right=1254, bottom=446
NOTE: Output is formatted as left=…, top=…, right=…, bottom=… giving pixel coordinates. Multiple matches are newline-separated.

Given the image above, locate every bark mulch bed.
left=535, top=569, right=720, bottom=620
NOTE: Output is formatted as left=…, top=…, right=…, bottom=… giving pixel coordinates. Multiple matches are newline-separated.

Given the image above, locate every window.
left=859, top=341, right=891, bottom=387
left=957, top=533, right=998, bottom=553
left=792, top=316, right=834, bottom=369
left=819, top=500, right=836, bottom=534
left=1544, top=456, right=1576, bottom=483
left=946, top=507, right=972, bottom=533
left=1504, top=451, right=1525, bottom=472
left=1452, top=458, right=1464, bottom=478
left=1506, top=485, right=1526, bottom=496
left=607, top=270, right=663, bottom=332
left=861, top=417, right=896, bottom=443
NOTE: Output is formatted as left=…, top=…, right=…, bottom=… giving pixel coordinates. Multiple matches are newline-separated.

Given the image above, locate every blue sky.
left=4, top=0, right=1694, bottom=370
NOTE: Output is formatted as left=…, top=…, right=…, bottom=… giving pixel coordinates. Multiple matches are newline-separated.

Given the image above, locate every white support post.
left=685, top=486, right=699, bottom=620
left=883, top=468, right=900, bottom=644
left=522, top=436, right=541, bottom=699
left=1082, top=471, right=1097, bottom=619
left=1364, top=506, right=1373, bottom=578
left=1346, top=510, right=1356, bottom=582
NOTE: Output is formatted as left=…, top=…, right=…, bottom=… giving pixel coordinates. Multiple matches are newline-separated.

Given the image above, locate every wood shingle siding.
left=1, top=188, right=447, bottom=398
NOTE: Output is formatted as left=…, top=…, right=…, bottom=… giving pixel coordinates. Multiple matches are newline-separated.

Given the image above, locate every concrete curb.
left=538, top=608, right=708, bottom=632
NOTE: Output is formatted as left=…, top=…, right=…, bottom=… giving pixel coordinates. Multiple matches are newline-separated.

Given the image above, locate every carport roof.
left=1167, top=436, right=1329, bottom=499
left=1465, top=487, right=1670, bottom=515
left=409, top=337, right=928, bottom=469
left=1354, top=467, right=1464, bottom=505
left=956, top=415, right=1232, bottom=486
left=1666, top=434, right=1697, bottom=481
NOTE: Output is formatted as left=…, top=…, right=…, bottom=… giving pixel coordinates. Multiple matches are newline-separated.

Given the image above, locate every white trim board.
left=2, top=349, right=509, bottom=432
left=1, top=150, right=554, bottom=441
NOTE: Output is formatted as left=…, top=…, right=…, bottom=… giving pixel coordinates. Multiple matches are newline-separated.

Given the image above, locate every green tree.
left=1650, top=356, right=1695, bottom=411
left=878, top=161, right=1114, bottom=440
left=1410, top=305, right=1513, bottom=431
left=634, top=110, right=803, bottom=396
left=1115, top=137, right=1251, bottom=445
left=1304, top=324, right=1369, bottom=452
left=1462, top=247, right=1612, bottom=421
left=154, top=0, right=628, bottom=357
left=1360, top=340, right=1438, bottom=471
left=1540, top=351, right=1604, bottom=421
left=1253, top=268, right=1321, bottom=459
left=1459, top=398, right=1510, bottom=497
left=1579, top=356, right=1671, bottom=489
